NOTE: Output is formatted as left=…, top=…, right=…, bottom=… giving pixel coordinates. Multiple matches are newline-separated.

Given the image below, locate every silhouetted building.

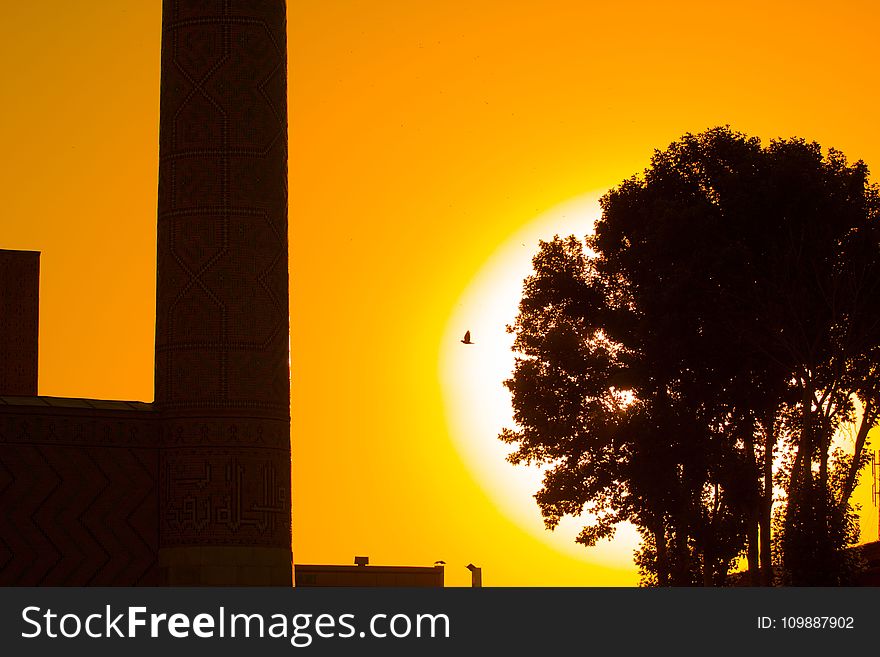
left=295, top=558, right=445, bottom=587
left=0, top=0, right=291, bottom=586
left=0, top=250, right=39, bottom=396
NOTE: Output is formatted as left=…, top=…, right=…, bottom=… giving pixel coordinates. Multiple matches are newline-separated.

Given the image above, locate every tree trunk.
left=839, top=400, right=875, bottom=508
left=785, top=376, right=814, bottom=538
left=654, top=524, right=669, bottom=587
left=800, top=376, right=815, bottom=490
left=761, top=410, right=775, bottom=586
left=744, top=430, right=760, bottom=586
left=818, top=410, right=830, bottom=539
left=702, top=551, right=714, bottom=587
left=671, top=521, right=691, bottom=586
left=747, top=514, right=760, bottom=586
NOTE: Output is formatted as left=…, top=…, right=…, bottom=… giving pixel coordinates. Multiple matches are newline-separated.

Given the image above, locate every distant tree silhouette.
left=501, top=127, right=880, bottom=585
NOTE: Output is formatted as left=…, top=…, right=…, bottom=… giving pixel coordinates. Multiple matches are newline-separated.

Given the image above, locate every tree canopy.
left=502, top=127, right=880, bottom=585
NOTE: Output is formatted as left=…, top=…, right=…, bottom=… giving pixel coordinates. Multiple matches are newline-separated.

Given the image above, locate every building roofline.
left=0, top=395, right=152, bottom=412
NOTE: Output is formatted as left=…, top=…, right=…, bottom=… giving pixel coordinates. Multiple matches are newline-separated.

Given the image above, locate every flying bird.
left=461, top=330, right=474, bottom=344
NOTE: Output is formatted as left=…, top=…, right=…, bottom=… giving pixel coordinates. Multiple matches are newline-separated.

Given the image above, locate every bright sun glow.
left=440, top=193, right=640, bottom=569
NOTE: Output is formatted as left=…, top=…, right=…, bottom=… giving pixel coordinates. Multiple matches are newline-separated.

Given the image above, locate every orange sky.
left=1, top=1, right=879, bottom=586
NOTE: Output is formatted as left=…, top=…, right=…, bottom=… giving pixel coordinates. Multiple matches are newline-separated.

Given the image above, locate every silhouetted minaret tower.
left=155, top=0, right=291, bottom=585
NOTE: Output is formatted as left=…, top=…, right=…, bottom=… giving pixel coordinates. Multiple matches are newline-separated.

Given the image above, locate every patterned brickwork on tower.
left=0, top=250, right=39, bottom=396
left=155, top=0, right=291, bottom=584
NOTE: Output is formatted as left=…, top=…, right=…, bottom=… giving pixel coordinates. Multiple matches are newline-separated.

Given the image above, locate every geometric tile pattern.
left=154, top=0, right=291, bottom=551
left=155, top=0, right=289, bottom=413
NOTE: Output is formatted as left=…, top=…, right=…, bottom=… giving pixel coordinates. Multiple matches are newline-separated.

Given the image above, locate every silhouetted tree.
left=502, top=127, right=880, bottom=585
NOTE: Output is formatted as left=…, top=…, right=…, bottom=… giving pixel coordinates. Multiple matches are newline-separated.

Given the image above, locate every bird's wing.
left=463, top=330, right=470, bottom=342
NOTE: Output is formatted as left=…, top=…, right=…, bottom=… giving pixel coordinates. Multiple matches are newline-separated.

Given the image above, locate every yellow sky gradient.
left=1, top=1, right=878, bottom=586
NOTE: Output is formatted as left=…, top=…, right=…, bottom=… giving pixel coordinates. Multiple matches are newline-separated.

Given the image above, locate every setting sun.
left=440, top=194, right=640, bottom=570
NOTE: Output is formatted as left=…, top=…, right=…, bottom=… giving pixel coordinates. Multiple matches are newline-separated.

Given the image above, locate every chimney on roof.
left=466, top=563, right=482, bottom=588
